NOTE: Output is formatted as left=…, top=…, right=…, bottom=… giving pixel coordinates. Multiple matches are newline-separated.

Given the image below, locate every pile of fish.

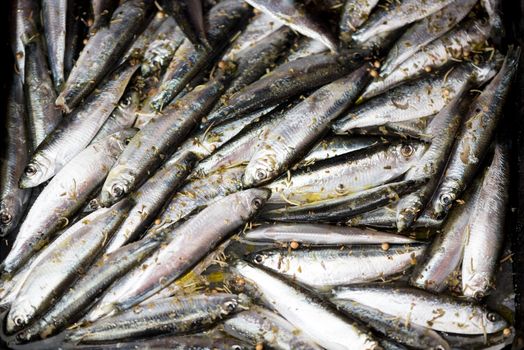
left=0, top=0, right=519, bottom=349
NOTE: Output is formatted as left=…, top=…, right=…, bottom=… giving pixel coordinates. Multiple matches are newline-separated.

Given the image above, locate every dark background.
left=0, top=0, right=522, bottom=349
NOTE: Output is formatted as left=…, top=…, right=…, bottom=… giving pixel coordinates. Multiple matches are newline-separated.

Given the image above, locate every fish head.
left=100, top=168, right=135, bottom=207
left=242, top=152, right=279, bottom=188
left=19, top=154, right=54, bottom=189
left=249, top=250, right=280, bottom=270
left=430, top=180, right=460, bottom=219
left=482, top=310, right=508, bottom=334
left=395, top=141, right=427, bottom=166
left=0, top=200, right=19, bottom=235
left=6, top=298, right=34, bottom=334
left=235, top=188, right=271, bottom=220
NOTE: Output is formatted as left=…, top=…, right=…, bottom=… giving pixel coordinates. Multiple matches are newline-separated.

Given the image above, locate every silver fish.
left=10, top=0, right=39, bottom=80
left=249, top=244, right=425, bottom=290
left=245, top=0, right=337, bottom=52
left=339, top=0, right=380, bottom=42
left=83, top=189, right=269, bottom=322
left=231, top=260, right=380, bottom=350
left=429, top=47, right=520, bottom=218
left=0, top=130, right=136, bottom=275
left=287, top=36, right=329, bottom=62
left=332, top=284, right=508, bottom=334
left=20, top=62, right=138, bottom=188
left=243, top=65, right=370, bottom=187
left=42, top=0, right=67, bottom=90
left=462, top=141, right=509, bottom=299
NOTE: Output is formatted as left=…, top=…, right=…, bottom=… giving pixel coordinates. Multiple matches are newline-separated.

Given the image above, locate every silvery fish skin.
left=296, top=135, right=384, bottom=168
left=16, top=237, right=162, bottom=341
left=20, top=62, right=138, bottom=188
left=0, top=130, right=136, bottom=275
left=149, top=0, right=251, bottom=111
left=287, top=36, right=329, bottom=62
left=352, top=0, right=456, bottom=43
left=64, top=0, right=87, bottom=77
left=0, top=76, right=31, bottom=236
left=10, top=0, right=39, bottom=80
left=223, top=306, right=322, bottom=350
left=429, top=47, right=520, bottom=219
left=481, top=0, right=504, bottom=41
left=243, top=223, right=416, bottom=245
left=220, top=26, right=294, bottom=103
left=332, top=300, right=451, bottom=350
left=266, top=141, right=426, bottom=205
left=204, top=51, right=368, bottom=127
left=146, top=165, right=245, bottom=235
left=141, top=16, right=185, bottom=77
left=6, top=200, right=131, bottom=334
left=232, top=260, right=380, bottom=350
left=333, top=60, right=498, bottom=132
left=90, top=0, right=119, bottom=32
left=395, top=83, right=472, bottom=231
left=56, top=0, right=152, bottom=112
left=160, top=0, right=208, bottom=48
left=100, top=79, right=224, bottom=207
left=90, top=89, right=140, bottom=145
left=23, top=37, right=63, bottom=151
left=262, top=178, right=426, bottom=223
left=83, top=189, right=270, bottom=322
left=68, top=294, right=244, bottom=343
left=350, top=116, right=434, bottom=140
left=119, top=12, right=166, bottom=65
left=243, top=65, right=370, bottom=187
left=249, top=244, right=425, bottom=290
left=380, top=0, right=477, bottom=75
left=410, top=176, right=482, bottom=292
left=245, top=0, right=337, bottom=52
left=102, top=151, right=196, bottom=254
left=348, top=204, right=444, bottom=230
left=339, top=0, right=379, bottom=43
left=364, top=18, right=490, bottom=99
left=0, top=253, right=38, bottom=311
left=42, top=0, right=67, bottom=90
left=462, top=141, right=509, bottom=299
left=332, top=284, right=508, bottom=334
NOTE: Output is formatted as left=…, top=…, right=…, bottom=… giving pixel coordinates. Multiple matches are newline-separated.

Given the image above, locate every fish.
left=0, top=76, right=31, bottom=236
left=348, top=205, right=444, bottom=230
left=287, top=36, right=329, bottom=62
left=15, top=236, right=162, bottom=341
left=231, top=260, right=381, bottom=350
left=409, top=175, right=483, bottom=293
left=243, top=65, right=370, bottom=187
left=481, top=0, right=505, bottom=43
left=23, top=36, right=63, bottom=151
left=339, top=0, right=380, bottom=43
left=428, top=47, right=520, bottom=219
left=380, top=0, right=478, bottom=75
left=245, top=0, right=337, bottom=52
left=6, top=200, right=131, bottom=334
left=10, top=0, right=39, bottom=80
left=204, top=50, right=368, bottom=127
left=149, top=0, right=251, bottom=111
left=262, top=178, right=427, bottom=222
left=349, top=116, right=434, bottom=140
left=395, top=82, right=472, bottom=231
left=102, top=151, right=196, bottom=254
left=160, top=0, right=209, bottom=48
left=83, top=189, right=270, bottom=323
left=20, top=62, right=138, bottom=188
left=243, top=223, right=417, bottom=245
left=364, top=18, right=490, bottom=99
left=332, top=284, right=508, bottom=334
left=333, top=59, right=499, bottom=132
left=68, top=293, right=245, bottom=343
left=0, top=130, right=136, bottom=276
left=462, top=141, right=509, bottom=299
left=64, top=0, right=88, bottom=77
left=332, top=299, right=451, bottom=350
left=266, top=141, right=426, bottom=206
left=223, top=306, right=322, bottom=350
left=99, top=78, right=225, bottom=207
left=352, top=0, right=456, bottom=43
left=42, top=0, right=67, bottom=90
left=90, top=0, right=119, bottom=33
left=56, top=0, right=152, bottom=113
left=249, top=244, right=425, bottom=290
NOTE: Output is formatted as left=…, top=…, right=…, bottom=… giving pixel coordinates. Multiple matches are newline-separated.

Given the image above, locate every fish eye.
left=486, top=312, right=499, bottom=322
left=474, top=291, right=485, bottom=300
left=255, top=169, right=267, bottom=181
left=251, top=198, right=263, bottom=209
left=88, top=199, right=100, bottom=210
left=13, top=316, right=24, bottom=326
left=111, top=183, right=126, bottom=198
left=400, top=144, right=414, bottom=157
left=253, top=254, right=265, bottom=264
left=24, top=164, right=38, bottom=177
left=223, top=301, right=237, bottom=312
left=439, top=193, right=453, bottom=206
left=120, top=96, right=132, bottom=107
left=353, top=52, right=362, bottom=60
left=0, top=211, right=12, bottom=224
left=231, top=345, right=243, bottom=350
left=124, top=138, right=132, bottom=145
